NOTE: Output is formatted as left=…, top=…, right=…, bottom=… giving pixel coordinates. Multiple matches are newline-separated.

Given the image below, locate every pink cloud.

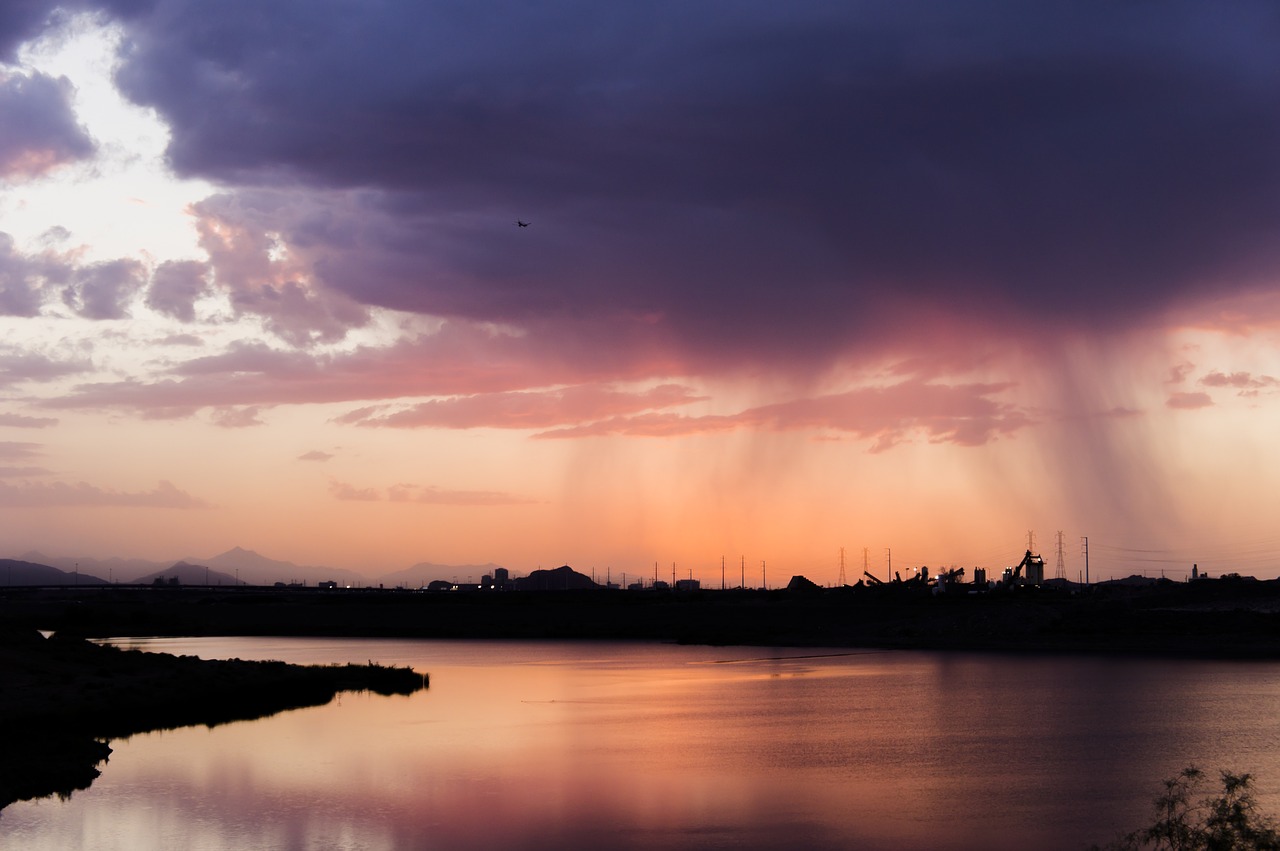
left=0, top=466, right=51, bottom=477
left=1199, top=370, right=1279, bottom=391
left=193, top=194, right=370, bottom=345
left=1167, top=392, right=1213, bottom=410
left=341, top=383, right=703, bottom=429
left=535, top=413, right=740, bottom=439
left=536, top=379, right=1030, bottom=450
left=0, top=441, right=42, bottom=460
left=1167, top=362, right=1195, bottom=385
left=211, top=405, right=266, bottom=428
left=329, top=480, right=380, bottom=501
left=0, top=413, right=57, bottom=428
left=391, top=484, right=538, bottom=506
left=42, top=321, right=685, bottom=417
left=331, top=480, right=534, bottom=505
left=0, top=479, right=210, bottom=508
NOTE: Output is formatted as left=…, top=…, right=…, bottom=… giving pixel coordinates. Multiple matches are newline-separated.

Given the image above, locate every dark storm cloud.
left=0, top=69, right=94, bottom=177
left=28, top=1, right=1280, bottom=361
left=0, top=1, right=65, bottom=63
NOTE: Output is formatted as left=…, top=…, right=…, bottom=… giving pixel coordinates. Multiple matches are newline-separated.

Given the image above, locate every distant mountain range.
left=379, top=561, right=507, bottom=588
left=0, top=559, right=110, bottom=587
left=11, top=548, right=517, bottom=588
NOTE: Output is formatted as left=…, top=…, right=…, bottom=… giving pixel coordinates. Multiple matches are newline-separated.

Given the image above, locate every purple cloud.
left=0, top=70, right=94, bottom=178
left=0, top=351, right=89, bottom=388
left=68, top=0, right=1276, bottom=367
left=0, top=233, right=48, bottom=317
left=62, top=259, right=147, bottom=320
left=146, top=260, right=210, bottom=322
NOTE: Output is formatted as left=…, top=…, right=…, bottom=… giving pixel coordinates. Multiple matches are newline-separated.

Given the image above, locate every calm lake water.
left=5, top=638, right=1280, bottom=850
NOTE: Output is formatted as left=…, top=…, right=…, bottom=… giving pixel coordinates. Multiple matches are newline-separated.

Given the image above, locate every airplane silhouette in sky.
left=516, top=220, right=529, bottom=227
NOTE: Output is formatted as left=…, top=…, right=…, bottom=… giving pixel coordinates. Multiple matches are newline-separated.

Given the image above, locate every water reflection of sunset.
left=10, top=639, right=1280, bottom=850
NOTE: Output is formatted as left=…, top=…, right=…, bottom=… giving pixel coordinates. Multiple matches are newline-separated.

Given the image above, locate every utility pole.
left=1080, top=536, right=1089, bottom=585
left=885, top=548, right=891, bottom=581
left=1055, top=531, right=1066, bottom=580
left=721, top=555, right=725, bottom=590
left=740, top=556, right=745, bottom=589
left=761, top=560, right=766, bottom=590
left=838, top=547, right=847, bottom=587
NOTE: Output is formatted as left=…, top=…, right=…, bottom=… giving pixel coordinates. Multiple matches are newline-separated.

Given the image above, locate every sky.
left=1, top=0, right=1278, bottom=584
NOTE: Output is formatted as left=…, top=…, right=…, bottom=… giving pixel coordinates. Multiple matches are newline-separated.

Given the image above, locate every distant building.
left=674, top=578, right=700, bottom=591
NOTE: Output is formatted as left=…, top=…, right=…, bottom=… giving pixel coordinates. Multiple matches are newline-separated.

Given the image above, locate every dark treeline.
left=4, top=575, right=1280, bottom=658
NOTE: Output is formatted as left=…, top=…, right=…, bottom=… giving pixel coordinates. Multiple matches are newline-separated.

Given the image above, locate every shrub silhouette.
left=1094, top=766, right=1280, bottom=850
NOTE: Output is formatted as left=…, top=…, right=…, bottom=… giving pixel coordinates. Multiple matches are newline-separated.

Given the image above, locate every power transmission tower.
left=838, top=547, right=847, bottom=587
left=1055, top=530, right=1066, bottom=580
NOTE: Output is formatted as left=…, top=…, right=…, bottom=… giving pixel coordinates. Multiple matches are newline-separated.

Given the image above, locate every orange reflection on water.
left=11, top=640, right=1280, bottom=851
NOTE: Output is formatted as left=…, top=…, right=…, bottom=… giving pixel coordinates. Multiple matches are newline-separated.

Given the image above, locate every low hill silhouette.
left=0, top=559, right=108, bottom=587
left=377, top=561, right=507, bottom=588
left=133, top=561, right=241, bottom=586
left=513, top=565, right=596, bottom=591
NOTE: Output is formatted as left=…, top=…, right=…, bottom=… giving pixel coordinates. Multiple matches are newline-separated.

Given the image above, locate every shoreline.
left=0, top=627, right=426, bottom=812
left=5, top=578, right=1280, bottom=659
